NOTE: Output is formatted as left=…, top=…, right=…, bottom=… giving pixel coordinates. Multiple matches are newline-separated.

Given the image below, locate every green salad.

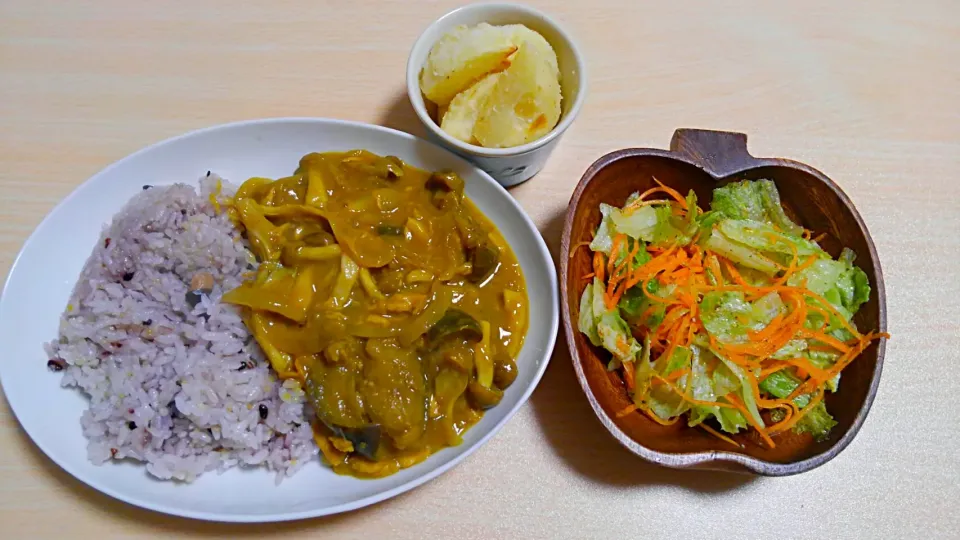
left=577, top=179, right=888, bottom=447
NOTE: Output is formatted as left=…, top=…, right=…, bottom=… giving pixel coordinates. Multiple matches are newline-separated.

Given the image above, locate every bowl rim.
left=559, top=141, right=887, bottom=476
left=406, top=2, right=588, bottom=158
left=0, top=117, right=560, bottom=520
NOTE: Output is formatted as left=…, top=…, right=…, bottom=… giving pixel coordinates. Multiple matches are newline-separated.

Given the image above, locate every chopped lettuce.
left=717, top=219, right=823, bottom=258
left=633, top=336, right=655, bottom=400
left=752, top=291, right=786, bottom=323
left=609, top=202, right=695, bottom=247
left=589, top=203, right=619, bottom=255
left=759, top=369, right=836, bottom=441
left=578, top=279, right=602, bottom=347
left=655, top=345, right=691, bottom=376
left=712, top=179, right=802, bottom=235
left=598, top=310, right=641, bottom=368
left=806, top=350, right=842, bottom=392
left=758, top=370, right=810, bottom=408
left=842, top=266, right=871, bottom=313
left=770, top=339, right=808, bottom=360
left=618, top=285, right=645, bottom=321
left=578, top=278, right=642, bottom=369
left=702, top=229, right=780, bottom=274
left=789, top=258, right=871, bottom=319
left=652, top=205, right=696, bottom=245
left=700, top=291, right=782, bottom=344
left=712, top=180, right=765, bottom=222
left=613, top=237, right=652, bottom=269
left=610, top=204, right=658, bottom=241
left=619, top=280, right=668, bottom=331
left=634, top=337, right=690, bottom=420
left=717, top=356, right=764, bottom=427
left=686, top=351, right=748, bottom=433
left=700, top=291, right=753, bottom=343
left=794, top=401, right=838, bottom=442
left=647, top=384, right=689, bottom=419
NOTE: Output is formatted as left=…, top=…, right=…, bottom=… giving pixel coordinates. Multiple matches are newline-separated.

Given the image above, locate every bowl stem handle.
left=669, top=129, right=760, bottom=179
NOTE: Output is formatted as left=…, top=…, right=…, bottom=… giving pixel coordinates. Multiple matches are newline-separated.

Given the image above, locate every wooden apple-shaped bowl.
left=559, top=128, right=887, bottom=475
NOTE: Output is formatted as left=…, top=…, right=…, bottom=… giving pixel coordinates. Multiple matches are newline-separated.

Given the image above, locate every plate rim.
left=0, top=117, right=559, bottom=522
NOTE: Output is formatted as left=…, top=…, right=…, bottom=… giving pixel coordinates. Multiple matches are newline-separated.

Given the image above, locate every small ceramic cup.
left=407, top=2, right=587, bottom=188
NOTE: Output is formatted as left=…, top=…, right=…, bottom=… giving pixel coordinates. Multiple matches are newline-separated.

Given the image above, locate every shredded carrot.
left=773, top=242, right=800, bottom=286
left=581, top=272, right=595, bottom=280
left=593, top=251, right=605, bottom=284
left=768, top=391, right=825, bottom=435
left=700, top=423, right=743, bottom=449
left=569, top=240, right=593, bottom=259
left=726, top=394, right=776, bottom=448
left=653, top=178, right=689, bottom=209
left=797, top=328, right=852, bottom=353
left=607, top=234, right=626, bottom=277
left=638, top=404, right=680, bottom=426
left=622, top=178, right=689, bottom=215
left=616, top=404, right=638, bottom=418
left=759, top=362, right=790, bottom=378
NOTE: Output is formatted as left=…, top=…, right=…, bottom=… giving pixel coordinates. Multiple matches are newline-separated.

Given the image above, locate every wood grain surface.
left=1, top=1, right=958, bottom=538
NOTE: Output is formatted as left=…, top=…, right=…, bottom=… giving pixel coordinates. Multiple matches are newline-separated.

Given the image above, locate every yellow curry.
left=222, top=150, right=528, bottom=478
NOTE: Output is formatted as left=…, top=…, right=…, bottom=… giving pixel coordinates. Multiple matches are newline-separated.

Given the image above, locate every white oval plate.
left=0, top=118, right=558, bottom=522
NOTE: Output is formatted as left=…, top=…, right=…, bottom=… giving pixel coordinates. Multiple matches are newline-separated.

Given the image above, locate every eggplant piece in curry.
left=223, top=151, right=528, bottom=478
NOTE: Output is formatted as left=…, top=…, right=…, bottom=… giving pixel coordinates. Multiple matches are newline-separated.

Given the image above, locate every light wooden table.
left=1, top=1, right=958, bottom=538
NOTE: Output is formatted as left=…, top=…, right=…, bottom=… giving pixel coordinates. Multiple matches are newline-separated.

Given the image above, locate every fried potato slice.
left=440, top=72, right=502, bottom=144
left=419, top=23, right=517, bottom=106
left=473, top=43, right=562, bottom=148
left=502, top=24, right=559, bottom=77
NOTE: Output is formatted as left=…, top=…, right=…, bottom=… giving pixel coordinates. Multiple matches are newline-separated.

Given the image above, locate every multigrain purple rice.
left=45, top=177, right=317, bottom=482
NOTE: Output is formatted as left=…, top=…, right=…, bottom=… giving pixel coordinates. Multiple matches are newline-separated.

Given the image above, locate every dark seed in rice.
left=142, top=319, right=152, bottom=326
left=122, top=272, right=134, bottom=281
left=180, top=209, right=187, bottom=216
left=142, top=185, right=152, bottom=190
left=104, top=238, right=111, bottom=248
left=128, top=421, right=137, bottom=430
left=110, top=448, right=118, bottom=458
left=259, top=404, right=268, bottom=420
left=185, top=290, right=204, bottom=308
left=206, top=170, right=211, bottom=177
left=47, top=358, right=67, bottom=372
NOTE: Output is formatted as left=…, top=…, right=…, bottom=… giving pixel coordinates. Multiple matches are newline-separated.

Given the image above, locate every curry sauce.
left=223, top=150, right=528, bottom=477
